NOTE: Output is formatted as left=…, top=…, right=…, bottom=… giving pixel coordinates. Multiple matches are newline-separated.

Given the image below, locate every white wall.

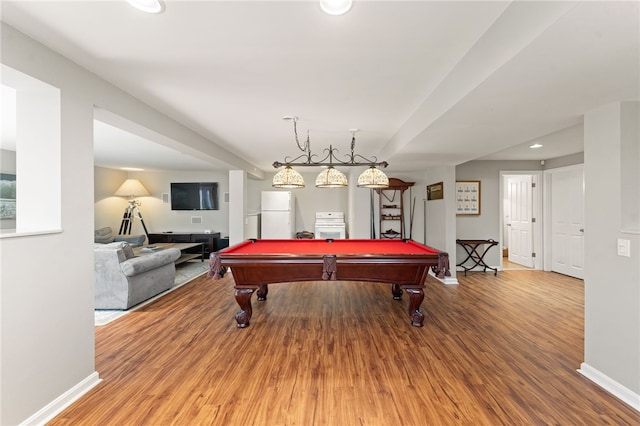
left=94, top=166, right=128, bottom=231
left=424, top=166, right=457, bottom=277
left=544, top=152, right=584, bottom=170
left=0, top=149, right=15, bottom=173
left=1, top=25, right=96, bottom=424
left=582, top=101, right=640, bottom=400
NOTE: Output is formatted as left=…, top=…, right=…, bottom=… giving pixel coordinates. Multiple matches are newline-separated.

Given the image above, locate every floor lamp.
left=114, top=178, right=150, bottom=238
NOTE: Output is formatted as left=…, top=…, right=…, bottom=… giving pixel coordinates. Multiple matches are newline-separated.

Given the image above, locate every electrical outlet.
left=617, top=239, right=631, bottom=257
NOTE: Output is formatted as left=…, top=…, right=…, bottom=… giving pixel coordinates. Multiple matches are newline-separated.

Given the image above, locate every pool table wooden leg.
left=256, top=284, right=268, bottom=301
left=391, top=284, right=403, bottom=300
left=234, top=288, right=255, bottom=328
left=404, top=288, right=425, bottom=327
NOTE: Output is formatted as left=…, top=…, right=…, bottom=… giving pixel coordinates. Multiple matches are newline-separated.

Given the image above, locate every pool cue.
left=370, top=188, right=376, bottom=238
left=409, top=196, right=416, bottom=240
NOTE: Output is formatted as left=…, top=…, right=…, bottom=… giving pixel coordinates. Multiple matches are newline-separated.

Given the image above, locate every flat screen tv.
left=170, top=182, right=219, bottom=210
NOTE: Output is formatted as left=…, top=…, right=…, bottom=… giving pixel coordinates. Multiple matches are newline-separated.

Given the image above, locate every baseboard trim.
left=440, top=276, right=459, bottom=285
left=430, top=269, right=459, bottom=285
left=578, top=363, right=640, bottom=412
left=20, top=372, right=102, bottom=426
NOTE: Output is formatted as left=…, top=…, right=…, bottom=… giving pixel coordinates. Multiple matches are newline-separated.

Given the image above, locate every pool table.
left=209, top=238, right=450, bottom=328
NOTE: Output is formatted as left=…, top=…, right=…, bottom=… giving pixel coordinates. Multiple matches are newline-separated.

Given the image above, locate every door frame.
left=499, top=170, right=543, bottom=270
left=542, top=163, right=584, bottom=273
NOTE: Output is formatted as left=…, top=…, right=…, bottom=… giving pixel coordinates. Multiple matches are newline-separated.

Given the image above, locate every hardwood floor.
left=49, top=270, right=639, bottom=425
left=501, top=258, right=532, bottom=270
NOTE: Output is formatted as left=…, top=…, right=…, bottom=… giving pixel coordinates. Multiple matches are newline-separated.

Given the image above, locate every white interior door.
left=507, top=175, right=534, bottom=267
left=550, top=166, right=584, bottom=279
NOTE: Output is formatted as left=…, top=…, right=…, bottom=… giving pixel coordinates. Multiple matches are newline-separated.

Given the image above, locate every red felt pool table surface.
left=220, top=238, right=440, bottom=255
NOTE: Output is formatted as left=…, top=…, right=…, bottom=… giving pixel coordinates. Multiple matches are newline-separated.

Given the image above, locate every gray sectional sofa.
left=94, top=241, right=181, bottom=310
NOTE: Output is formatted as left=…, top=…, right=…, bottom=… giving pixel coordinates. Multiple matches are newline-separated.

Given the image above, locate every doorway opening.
left=500, top=171, right=543, bottom=271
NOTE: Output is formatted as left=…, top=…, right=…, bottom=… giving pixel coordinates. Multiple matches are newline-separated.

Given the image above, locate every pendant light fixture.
left=357, top=166, right=390, bottom=188
left=272, top=117, right=389, bottom=189
left=272, top=166, right=305, bottom=188
left=315, top=166, right=348, bottom=188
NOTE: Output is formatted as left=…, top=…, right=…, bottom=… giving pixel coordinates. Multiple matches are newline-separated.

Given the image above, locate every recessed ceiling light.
left=320, top=0, right=353, bottom=16
left=529, top=143, right=543, bottom=149
left=121, top=167, right=144, bottom=171
left=127, top=0, right=164, bottom=14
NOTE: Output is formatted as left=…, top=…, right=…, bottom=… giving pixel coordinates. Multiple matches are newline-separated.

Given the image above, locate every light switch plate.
left=617, top=239, right=631, bottom=257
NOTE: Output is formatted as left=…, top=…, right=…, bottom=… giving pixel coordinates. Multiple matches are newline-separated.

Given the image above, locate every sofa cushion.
left=96, top=241, right=133, bottom=262
left=94, top=227, right=115, bottom=244
left=120, top=248, right=181, bottom=276
left=116, top=234, right=146, bottom=247
left=95, top=227, right=145, bottom=247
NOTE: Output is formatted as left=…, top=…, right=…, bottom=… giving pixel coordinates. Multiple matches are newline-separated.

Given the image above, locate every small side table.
left=456, top=239, right=499, bottom=276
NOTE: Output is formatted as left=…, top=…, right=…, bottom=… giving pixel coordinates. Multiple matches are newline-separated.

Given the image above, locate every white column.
left=228, top=170, right=247, bottom=246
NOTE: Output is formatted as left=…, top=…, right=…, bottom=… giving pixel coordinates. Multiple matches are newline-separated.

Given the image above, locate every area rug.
left=94, top=260, right=210, bottom=326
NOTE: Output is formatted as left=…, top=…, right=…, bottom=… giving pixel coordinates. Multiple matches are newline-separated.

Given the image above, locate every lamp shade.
left=273, top=166, right=305, bottom=188
left=357, top=167, right=389, bottom=188
left=315, top=167, right=348, bottom=188
left=114, top=179, right=150, bottom=197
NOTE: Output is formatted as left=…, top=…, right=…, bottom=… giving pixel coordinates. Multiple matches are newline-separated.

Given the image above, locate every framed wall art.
left=456, top=180, right=481, bottom=215
left=426, top=182, right=443, bottom=200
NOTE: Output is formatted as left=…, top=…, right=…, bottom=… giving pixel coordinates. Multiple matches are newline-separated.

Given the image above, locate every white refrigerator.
left=261, top=191, right=295, bottom=239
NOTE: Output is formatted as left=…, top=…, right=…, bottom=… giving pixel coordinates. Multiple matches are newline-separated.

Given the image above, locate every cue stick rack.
left=375, top=178, right=415, bottom=239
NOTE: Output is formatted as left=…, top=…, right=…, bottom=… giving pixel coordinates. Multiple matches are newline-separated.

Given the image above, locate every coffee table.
left=134, top=242, right=205, bottom=265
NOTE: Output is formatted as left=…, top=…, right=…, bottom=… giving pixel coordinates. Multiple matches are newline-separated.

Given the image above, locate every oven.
left=314, top=212, right=346, bottom=239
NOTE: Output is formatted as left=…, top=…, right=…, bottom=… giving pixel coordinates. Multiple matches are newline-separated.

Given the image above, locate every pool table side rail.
left=218, top=256, right=435, bottom=288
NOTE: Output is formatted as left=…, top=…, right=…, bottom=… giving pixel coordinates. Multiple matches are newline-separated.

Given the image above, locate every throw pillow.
left=94, top=227, right=115, bottom=244
left=121, top=242, right=136, bottom=259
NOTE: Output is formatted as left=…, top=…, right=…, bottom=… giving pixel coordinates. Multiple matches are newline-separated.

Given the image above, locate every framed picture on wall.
left=456, top=180, right=481, bottom=215
left=426, top=182, right=443, bottom=200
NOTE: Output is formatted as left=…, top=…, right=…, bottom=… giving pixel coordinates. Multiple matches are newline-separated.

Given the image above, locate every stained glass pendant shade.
left=315, top=167, right=348, bottom=188
left=272, top=166, right=305, bottom=188
left=357, top=166, right=389, bottom=188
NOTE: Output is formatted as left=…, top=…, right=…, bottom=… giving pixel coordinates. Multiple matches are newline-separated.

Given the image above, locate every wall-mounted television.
left=170, top=182, right=219, bottom=211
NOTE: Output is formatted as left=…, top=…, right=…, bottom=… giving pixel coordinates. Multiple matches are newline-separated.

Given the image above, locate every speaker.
left=162, top=193, right=169, bottom=203
left=191, top=216, right=203, bottom=224
left=224, top=192, right=229, bottom=203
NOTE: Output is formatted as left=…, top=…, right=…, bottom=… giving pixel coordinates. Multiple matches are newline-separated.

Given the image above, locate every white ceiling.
left=1, top=1, right=638, bottom=174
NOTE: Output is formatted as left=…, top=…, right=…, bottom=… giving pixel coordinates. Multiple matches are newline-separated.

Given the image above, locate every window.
left=1, top=65, right=61, bottom=236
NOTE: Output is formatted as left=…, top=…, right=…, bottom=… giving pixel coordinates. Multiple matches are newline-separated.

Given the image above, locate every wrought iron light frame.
left=272, top=116, right=389, bottom=188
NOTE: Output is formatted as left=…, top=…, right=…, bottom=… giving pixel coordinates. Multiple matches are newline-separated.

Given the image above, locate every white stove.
left=314, top=212, right=346, bottom=239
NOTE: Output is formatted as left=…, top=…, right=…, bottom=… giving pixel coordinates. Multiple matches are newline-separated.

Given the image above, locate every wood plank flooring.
left=49, top=270, right=640, bottom=425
